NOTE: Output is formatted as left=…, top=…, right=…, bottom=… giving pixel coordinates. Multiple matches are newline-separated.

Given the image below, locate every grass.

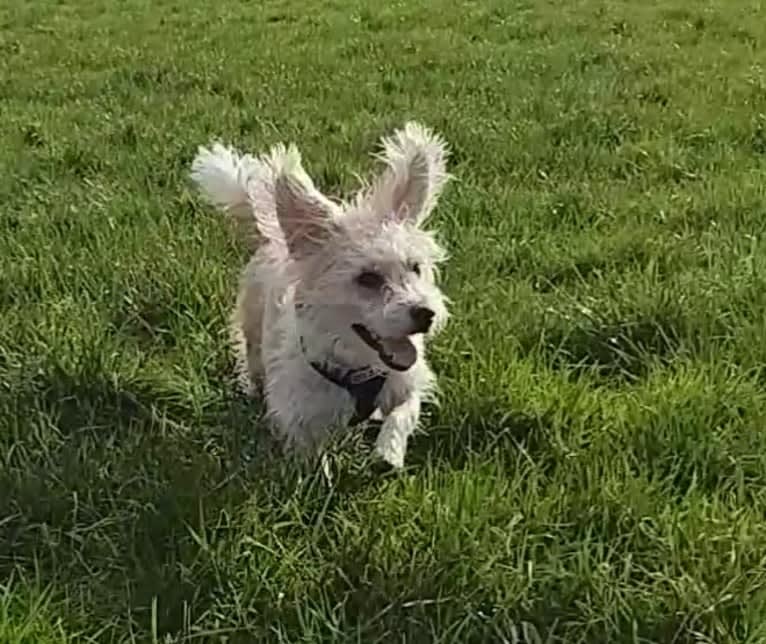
left=2, top=0, right=766, bottom=641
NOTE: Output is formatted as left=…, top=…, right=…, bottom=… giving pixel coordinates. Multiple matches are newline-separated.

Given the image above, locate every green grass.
left=2, top=0, right=766, bottom=641
left=0, top=573, right=74, bottom=644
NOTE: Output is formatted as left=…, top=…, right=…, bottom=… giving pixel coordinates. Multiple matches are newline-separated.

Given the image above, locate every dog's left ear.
left=368, top=121, right=451, bottom=227
left=274, top=146, right=337, bottom=258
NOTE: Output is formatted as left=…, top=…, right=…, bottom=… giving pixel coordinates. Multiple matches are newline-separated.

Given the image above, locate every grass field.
left=2, top=0, right=766, bottom=641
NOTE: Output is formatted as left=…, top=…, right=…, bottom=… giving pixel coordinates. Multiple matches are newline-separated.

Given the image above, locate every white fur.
left=190, top=122, right=451, bottom=468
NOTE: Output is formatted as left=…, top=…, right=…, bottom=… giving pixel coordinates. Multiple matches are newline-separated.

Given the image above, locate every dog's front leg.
left=375, top=393, right=420, bottom=468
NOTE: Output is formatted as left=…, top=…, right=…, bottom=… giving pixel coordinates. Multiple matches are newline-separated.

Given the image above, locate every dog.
left=189, top=122, right=451, bottom=468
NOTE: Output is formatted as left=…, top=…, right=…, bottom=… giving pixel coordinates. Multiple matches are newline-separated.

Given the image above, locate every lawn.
left=2, top=0, right=766, bottom=641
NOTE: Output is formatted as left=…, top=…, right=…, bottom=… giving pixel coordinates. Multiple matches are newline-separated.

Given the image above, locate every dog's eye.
left=411, top=262, right=421, bottom=276
left=356, top=270, right=385, bottom=290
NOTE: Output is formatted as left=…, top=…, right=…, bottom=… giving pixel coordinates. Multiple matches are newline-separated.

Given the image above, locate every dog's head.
left=272, top=122, right=451, bottom=371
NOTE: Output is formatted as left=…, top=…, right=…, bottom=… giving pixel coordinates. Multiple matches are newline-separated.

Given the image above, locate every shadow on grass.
left=519, top=308, right=686, bottom=384
left=0, top=360, right=560, bottom=640
left=408, top=399, right=559, bottom=474
left=0, top=366, right=273, bottom=638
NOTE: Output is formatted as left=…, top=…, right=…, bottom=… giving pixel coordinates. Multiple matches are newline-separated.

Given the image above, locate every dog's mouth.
left=351, top=324, right=416, bottom=372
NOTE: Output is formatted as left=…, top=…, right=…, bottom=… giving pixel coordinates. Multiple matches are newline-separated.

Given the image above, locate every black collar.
left=300, top=337, right=387, bottom=426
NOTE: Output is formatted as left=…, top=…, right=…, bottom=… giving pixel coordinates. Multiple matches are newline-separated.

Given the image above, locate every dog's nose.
left=410, top=306, right=435, bottom=333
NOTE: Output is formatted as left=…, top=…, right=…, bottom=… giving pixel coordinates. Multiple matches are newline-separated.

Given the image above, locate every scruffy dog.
left=190, top=122, right=451, bottom=468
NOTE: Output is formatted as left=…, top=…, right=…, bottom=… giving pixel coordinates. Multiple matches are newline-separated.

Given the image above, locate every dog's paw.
left=375, top=439, right=405, bottom=469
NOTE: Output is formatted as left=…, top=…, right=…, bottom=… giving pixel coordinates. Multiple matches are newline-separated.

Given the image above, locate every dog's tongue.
left=379, top=337, right=417, bottom=371
left=351, top=324, right=418, bottom=372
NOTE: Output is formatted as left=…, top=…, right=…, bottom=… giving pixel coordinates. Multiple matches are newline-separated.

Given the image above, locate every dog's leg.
left=231, top=316, right=263, bottom=395
left=231, top=323, right=256, bottom=396
left=375, top=393, right=421, bottom=468
left=232, top=270, right=266, bottom=394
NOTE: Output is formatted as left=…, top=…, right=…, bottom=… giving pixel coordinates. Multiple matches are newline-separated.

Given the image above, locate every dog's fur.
left=190, top=122, right=451, bottom=467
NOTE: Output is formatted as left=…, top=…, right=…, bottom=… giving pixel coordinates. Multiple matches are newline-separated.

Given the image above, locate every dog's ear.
left=274, top=146, right=336, bottom=257
left=368, top=121, right=450, bottom=227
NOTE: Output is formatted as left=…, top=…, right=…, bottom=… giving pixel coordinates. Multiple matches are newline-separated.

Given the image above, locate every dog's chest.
left=266, top=358, right=360, bottom=430
left=264, top=353, right=415, bottom=436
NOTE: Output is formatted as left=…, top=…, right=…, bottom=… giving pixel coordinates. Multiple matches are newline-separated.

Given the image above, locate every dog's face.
left=300, top=211, right=450, bottom=371
left=274, top=123, right=451, bottom=371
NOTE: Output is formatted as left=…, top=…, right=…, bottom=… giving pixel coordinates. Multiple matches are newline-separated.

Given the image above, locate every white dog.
left=189, top=122, right=451, bottom=468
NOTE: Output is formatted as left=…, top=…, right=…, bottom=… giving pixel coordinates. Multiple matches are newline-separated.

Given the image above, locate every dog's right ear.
left=274, top=146, right=336, bottom=258
left=367, top=121, right=451, bottom=227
